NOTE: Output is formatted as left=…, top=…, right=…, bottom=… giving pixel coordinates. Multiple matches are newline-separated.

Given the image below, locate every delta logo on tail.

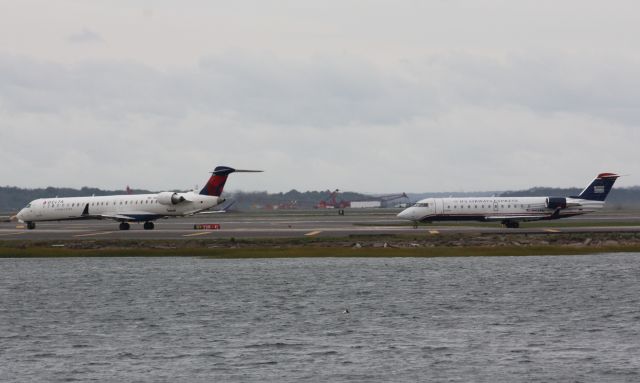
left=398, top=173, right=620, bottom=228
left=200, top=166, right=264, bottom=197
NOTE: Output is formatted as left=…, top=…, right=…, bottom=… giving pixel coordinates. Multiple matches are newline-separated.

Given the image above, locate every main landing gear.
left=26, top=222, right=36, bottom=230
left=502, top=221, right=520, bottom=229
left=118, top=222, right=155, bottom=230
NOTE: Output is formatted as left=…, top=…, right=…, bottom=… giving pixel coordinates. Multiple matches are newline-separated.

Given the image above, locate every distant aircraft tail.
left=199, top=166, right=262, bottom=197
left=575, top=173, right=620, bottom=201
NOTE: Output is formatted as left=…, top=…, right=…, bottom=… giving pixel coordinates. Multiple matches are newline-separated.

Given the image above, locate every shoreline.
left=2, top=232, right=640, bottom=258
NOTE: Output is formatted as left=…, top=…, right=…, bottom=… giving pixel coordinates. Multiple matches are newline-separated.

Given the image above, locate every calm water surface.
left=2, top=254, right=640, bottom=382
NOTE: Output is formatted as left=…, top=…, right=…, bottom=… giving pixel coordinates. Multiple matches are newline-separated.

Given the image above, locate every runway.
left=2, top=209, right=640, bottom=241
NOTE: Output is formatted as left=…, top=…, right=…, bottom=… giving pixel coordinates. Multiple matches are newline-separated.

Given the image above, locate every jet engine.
left=546, top=197, right=567, bottom=209
left=157, top=192, right=187, bottom=205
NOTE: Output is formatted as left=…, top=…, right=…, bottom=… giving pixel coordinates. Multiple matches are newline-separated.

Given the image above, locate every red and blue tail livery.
left=200, top=166, right=263, bottom=197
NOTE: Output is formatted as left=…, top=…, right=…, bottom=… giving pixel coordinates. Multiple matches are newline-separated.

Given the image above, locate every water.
left=2, top=254, right=640, bottom=382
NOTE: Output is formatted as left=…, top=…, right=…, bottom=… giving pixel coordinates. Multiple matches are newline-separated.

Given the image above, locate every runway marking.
left=74, top=231, right=116, bottom=237
left=305, top=230, right=322, bottom=236
left=544, top=229, right=561, bottom=233
left=183, top=231, right=213, bottom=237
left=0, top=231, right=26, bottom=236
left=15, top=225, right=24, bottom=229
left=429, top=230, right=440, bottom=235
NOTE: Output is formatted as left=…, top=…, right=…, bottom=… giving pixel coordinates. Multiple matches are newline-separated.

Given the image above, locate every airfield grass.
left=2, top=245, right=640, bottom=259
left=2, top=234, right=640, bottom=258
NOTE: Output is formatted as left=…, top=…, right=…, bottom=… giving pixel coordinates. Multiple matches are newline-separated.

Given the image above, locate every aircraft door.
left=493, top=200, right=499, bottom=211
left=435, top=199, right=444, bottom=215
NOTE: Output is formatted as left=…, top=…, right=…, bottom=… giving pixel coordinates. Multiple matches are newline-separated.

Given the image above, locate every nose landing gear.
left=26, top=222, right=36, bottom=230
left=143, top=221, right=155, bottom=230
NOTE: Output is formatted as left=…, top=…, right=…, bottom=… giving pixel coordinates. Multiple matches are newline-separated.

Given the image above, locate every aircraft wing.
left=484, top=215, right=547, bottom=222
left=98, top=212, right=165, bottom=222
left=196, top=201, right=236, bottom=214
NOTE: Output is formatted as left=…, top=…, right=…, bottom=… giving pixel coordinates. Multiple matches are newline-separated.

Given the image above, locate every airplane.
left=397, top=173, right=620, bottom=228
left=15, top=166, right=261, bottom=230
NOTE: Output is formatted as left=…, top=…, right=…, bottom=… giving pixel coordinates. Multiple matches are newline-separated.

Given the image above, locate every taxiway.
left=2, top=209, right=640, bottom=241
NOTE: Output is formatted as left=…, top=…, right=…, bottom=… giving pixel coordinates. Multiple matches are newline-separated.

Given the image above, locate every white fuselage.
left=16, top=191, right=222, bottom=223
left=397, top=196, right=604, bottom=223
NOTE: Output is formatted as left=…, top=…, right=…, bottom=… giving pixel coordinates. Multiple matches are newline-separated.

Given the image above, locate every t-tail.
left=574, top=173, right=620, bottom=201
left=199, top=166, right=263, bottom=197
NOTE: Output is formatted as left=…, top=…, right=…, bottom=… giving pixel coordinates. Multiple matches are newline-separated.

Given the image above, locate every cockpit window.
left=26, top=203, right=31, bottom=208
left=415, top=203, right=429, bottom=207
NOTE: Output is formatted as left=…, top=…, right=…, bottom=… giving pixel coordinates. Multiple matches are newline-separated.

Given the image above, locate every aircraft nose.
left=397, top=208, right=413, bottom=220
left=16, top=210, right=24, bottom=221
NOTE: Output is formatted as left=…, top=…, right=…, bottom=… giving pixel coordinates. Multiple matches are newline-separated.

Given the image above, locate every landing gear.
left=26, top=222, right=36, bottom=230
left=143, top=221, right=155, bottom=230
left=413, top=221, right=419, bottom=229
left=502, top=221, right=520, bottom=229
left=119, top=222, right=130, bottom=231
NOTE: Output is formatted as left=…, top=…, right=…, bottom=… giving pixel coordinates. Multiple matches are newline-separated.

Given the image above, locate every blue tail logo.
left=576, top=173, right=620, bottom=201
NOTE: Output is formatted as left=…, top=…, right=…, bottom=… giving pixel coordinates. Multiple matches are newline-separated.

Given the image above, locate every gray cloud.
left=2, top=52, right=639, bottom=128
left=67, top=28, right=104, bottom=44
left=1, top=52, right=638, bottom=191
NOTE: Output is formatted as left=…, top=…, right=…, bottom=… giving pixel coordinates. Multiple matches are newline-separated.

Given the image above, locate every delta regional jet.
left=397, top=173, right=620, bottom=228
left=16, top=166, right=261, bottom=230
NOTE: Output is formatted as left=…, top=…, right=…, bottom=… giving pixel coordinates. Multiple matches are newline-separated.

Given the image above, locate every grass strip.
left=2, top=245, right=640, bottom=259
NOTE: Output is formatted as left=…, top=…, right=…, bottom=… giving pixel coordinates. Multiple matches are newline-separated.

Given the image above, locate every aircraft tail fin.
left=199, top=166, right=262, bottom=197
left=575, top=173, right=620, bottom=201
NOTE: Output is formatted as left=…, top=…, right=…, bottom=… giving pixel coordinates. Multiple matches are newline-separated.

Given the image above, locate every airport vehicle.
left=397, top=173, right=619, bottom=228
left=16, top=166, right=260, bottom=230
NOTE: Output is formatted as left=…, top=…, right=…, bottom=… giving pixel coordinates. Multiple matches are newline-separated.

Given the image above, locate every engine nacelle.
left=157, top=192, right=186, bottom=205
left=546, top=197, right=567, bottom=209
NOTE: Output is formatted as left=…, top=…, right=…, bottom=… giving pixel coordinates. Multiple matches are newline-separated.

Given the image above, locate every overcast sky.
left=1, top=1, right=639, bottom=193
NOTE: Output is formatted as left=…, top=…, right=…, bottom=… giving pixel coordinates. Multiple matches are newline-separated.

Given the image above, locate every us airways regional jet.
left=16, top=166, right=261, bottom=230
left=397, top=173, right=619, bottom=228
